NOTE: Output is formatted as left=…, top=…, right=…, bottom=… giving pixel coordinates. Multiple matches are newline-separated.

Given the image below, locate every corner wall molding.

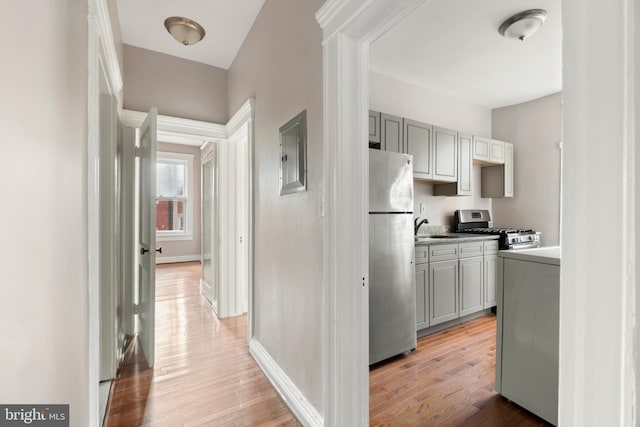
left=226, top=98, right=255, bottom=137
left=94, top=0, right=123, bottom=93
left=249, top=339, right=323, bottom=427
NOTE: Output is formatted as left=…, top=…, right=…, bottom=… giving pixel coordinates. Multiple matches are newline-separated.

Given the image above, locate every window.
left=156, top=152, right=194, bottom=240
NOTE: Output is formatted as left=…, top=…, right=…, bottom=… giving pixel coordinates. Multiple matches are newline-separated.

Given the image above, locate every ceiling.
left=116, top=0, right=266, bottom=70
left=370, top=0, right=562, bottom=109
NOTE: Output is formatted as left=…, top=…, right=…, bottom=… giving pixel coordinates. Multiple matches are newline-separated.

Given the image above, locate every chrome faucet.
left=414, top=217, right=429, bottom=236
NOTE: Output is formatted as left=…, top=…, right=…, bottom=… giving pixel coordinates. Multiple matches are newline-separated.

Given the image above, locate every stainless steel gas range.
left=454, top=209, right=541, bottom=250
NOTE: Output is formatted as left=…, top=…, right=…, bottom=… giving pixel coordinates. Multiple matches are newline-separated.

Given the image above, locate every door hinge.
left=134, top=146, right=142, bottom=157
left=133, top=303, right=140, bottom=315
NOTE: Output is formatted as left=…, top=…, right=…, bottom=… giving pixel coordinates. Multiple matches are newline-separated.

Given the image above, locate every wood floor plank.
left=106, top=262, right=553, bottom=426
left=105, top=262, right=300, bottom=427
left=370, top=314, right=554, bottom=426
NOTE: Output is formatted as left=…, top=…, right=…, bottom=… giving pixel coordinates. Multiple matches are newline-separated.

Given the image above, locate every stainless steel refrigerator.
left=369, top=148, right=417, bottom=365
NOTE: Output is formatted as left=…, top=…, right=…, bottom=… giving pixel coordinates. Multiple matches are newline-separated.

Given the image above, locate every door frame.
left=88, top=0, right=123, bottom=425
left=315, top=0, right=638, bottom=425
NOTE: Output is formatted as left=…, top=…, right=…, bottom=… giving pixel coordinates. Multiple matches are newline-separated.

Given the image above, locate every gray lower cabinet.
left=484, top=254, right=498, bottom=308
left=483, top=240, right=499, bottom=308
left=381, top=113, right=403, bottom=153
left=415, top=262, right=429, bottom=330
left=416, top=239, right=498, bottom=331
left=429, top=259, right=459, bottom=326
left=459, top=256, right=484, bottom=317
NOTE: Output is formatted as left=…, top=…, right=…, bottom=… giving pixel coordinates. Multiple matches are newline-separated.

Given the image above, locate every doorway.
left=92, top=102, right=255, bottom=424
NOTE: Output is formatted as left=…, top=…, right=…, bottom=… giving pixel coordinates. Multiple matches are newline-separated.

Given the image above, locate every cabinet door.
left=459, top=256, right=484, bottom=317
left=433, top=126, right=457, bottom=182
left=404, top=119, right=433, bottom=180
left=473, top=136, right=491, bottom=163
left=481, top=142, right=514, bottom=198
left=484, top=254, right=498, bottom=308
left=369, top=110, right=381, bottom=145
left=429, top=259, right=458, bottom=326
left=415, top=262, right=429, bottom=330
left=459, top=241, right=483, bottom=259
left=381, top=113, right=403, bottom=153
left=490, top=139, right=506, bottom=164
left=457, top=133, right=472, bottom=195
left=504, top=142, right=514, bottom=197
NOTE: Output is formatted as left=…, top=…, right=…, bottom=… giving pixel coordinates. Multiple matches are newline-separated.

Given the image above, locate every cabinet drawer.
left=484, top=240, right=499, bottom=255
left=459, top=241, right=484, bottom=258
left=415, top=246, right=429, bottom=264
left=429, top=243, right=459, bottom=262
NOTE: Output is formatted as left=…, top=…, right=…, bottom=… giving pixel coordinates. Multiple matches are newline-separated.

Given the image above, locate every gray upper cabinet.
left=490, top=139, right=506, bottom=164
left=434, top=132, right=472, bottom=196
left=456, top=133, right=473, bottom=195
left=404, top=118, right=433, bottom=180
left=504, top=142, right=514, bottom=197
left=473, top=136, right=491, bottom=163
left=369, top=110, right=381, bottom=146
left=433, top=126, right=458, bottom=182
left=380, top=113, right=403, bottom=153
left=474, top=136, right=505, bottom=165
left=481, top=142, right=514, bottom=198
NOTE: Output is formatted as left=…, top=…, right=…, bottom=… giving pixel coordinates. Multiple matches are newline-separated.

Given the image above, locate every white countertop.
left=498, top=246, right=561, bottom=266
left=415, top=234, right=499, bottom=246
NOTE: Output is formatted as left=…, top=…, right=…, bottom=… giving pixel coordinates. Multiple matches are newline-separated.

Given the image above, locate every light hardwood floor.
left=105, top=262, right=299, bottom=426
left=370, top=315, right=552, bottom=426
left=106, top=262, right=550, bottom=426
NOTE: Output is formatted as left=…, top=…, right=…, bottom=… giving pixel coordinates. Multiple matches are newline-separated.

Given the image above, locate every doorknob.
left=140, top=247, right=162, bottom=255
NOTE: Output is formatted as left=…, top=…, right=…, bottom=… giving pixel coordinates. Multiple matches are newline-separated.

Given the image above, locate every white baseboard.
left=249, top=339, right=323, bottom=427
left=155, top=255, right=200, bottom=264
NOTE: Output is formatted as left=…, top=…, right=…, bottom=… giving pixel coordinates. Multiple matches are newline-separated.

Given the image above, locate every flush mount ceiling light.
left=499, top=9, right=547, bottom=41
left=164, top=17, right=206, bottom=46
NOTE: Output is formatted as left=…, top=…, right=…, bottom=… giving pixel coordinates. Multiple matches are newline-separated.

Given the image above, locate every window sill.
left=157, top=233, right=194, bottom=242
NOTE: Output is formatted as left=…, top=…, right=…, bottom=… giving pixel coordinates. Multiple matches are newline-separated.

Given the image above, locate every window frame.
left=156, top=151, right=194, bottom=241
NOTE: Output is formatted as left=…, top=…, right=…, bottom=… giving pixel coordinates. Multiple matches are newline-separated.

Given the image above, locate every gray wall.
left=369, top=71, right=493, bottom=227
left=123, top=45, right=229, bottom=123
left=0, top=1, right=90, bottom=424
left=491, top=93, right=562, bottom=246
left=227, top=0, right=324, bottom=413
left=156, top=142, right=202, bottom=260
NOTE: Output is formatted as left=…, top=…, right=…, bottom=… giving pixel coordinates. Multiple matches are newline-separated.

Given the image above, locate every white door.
left=137, top=108, right=157, bottom=367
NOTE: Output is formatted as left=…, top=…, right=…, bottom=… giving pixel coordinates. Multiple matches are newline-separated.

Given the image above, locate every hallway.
left=105, top=262, right=299, bottom=426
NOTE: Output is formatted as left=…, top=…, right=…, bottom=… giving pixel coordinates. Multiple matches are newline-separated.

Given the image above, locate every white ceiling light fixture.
left=499, top=9, right=547, bottom=41
left=164, top=17, right=206, bottom=46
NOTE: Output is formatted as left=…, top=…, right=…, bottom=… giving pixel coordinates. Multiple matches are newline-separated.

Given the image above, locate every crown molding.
left=226, top=98, right=255, bottom=137
left=120, top=110, right=227, bottom=143
left=94, top=0, right=123, bottom=92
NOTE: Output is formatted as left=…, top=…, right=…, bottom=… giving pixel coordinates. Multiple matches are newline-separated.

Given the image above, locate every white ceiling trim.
left=120, top=109, right=226, bottom=146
